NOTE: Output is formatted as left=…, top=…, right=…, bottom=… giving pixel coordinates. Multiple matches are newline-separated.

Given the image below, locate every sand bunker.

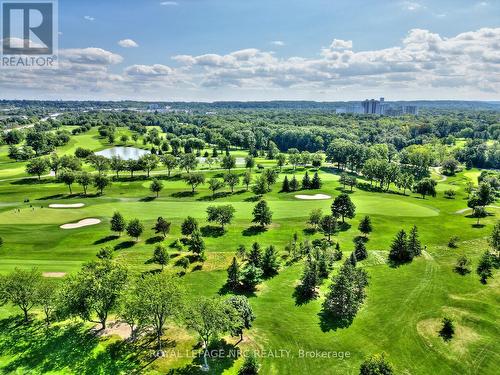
left=49, top=203, right=85, bottom=208
left=295, top=194, right=331, bottom=200
left=43, top=272, right=66, bottom=278
left=60, top=218, right=101, bottom=229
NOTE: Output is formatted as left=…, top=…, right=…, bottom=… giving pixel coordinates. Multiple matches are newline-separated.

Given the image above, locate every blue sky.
left=1, top=0, right=499, bottom=101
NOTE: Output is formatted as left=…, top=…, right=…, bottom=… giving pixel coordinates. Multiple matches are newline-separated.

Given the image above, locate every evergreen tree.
left=289, top=175, right=299, bottom=191
left=348, top=251, right=357, bottom=266
left=476, top=251, right=493, bottom=283
left=301, top=171, right=311, bottom=189
left=358, top=216, right=372, bottom=238
left=354, top=240, right=368, bottom=261
left=110, top=211, right=126, bottom=236
left=281, top=175, right=290, bottom=192
left=388, top=229, right=413, bottom=264
left=311, top=172, right=322, bottom=189
left=407, top=225, right=422, bottom=257
left=247, top=242, right=263, bottom=267
left=439, top=317, right=455, bottom=341
left=323, top=262, right=369, bottom=324
left=298, top=256, right=319, bottom=299
left=333, top=242, right=343, bottom=261
left=240, top=264, right=263, bottom=291
left=226, top=257, right=241, bottom=290
left=261, top=245, right=280, bottom=277
left=317, top=248, right=330, bottom=278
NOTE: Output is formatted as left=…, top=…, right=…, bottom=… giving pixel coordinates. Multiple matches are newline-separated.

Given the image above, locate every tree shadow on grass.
left=200, top=225, right=225, bottom=238
left=11, top=178, right=47, bottom=186
left=197, top=192, right=232, bottom=201
left=337, top=222, right=351, bottom=232
left=218, top=283, right=257, bottom=298
left=387, top=258, right=412, bottom=268
left=242, top=225, right=267, bottom=236
left=318, top=310, right=354, bottom=332
left=293, top=286, right=318, bottom=306
left=145, top=236, right=164, bottom=244
left=302, top=227, right=316, bottom=236
left=167, top=339, right=237, bottom=374
left=243, top=195, right=261, bottom=202
left=139, top=196, right=156, bottom=202
left=0, top=317, right=147, bottom=374
left=94, top=235, right=119, bottom=245
left=171, top=191, right=196, bottom=198
left=36, top=194, right=65, bottom=200
left=114, top=241, right=136, bottom=250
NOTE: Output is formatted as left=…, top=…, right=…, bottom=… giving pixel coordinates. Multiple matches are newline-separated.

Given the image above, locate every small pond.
left=95, top=147, right=151, bottom=160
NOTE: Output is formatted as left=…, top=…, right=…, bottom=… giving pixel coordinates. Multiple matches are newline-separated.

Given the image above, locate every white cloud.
left=1, top=28, right=499, bottom=100
left=61, top=48, right=123, bottom=65
left=169, top=27, right=500, bottom=94
left=401, top=1, right=425, bottom=11
left=270, top=41, right=285, bottom=46
left=83, top=16, right=95, bottom=21
left=118, top=39, right=139, bottom=48
left=125, top=64, right=173, bottom=77
left=160, top=1, right=178, bottom=5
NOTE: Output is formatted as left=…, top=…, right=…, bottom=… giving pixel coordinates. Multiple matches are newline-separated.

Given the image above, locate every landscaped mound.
left=60, top=218, right=101, bottom=229
left=294, top=194, right=331, bottom=200
left=49, top=203, right=85, bottom=208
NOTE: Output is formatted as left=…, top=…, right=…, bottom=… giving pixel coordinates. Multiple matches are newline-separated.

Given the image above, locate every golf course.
left=0, top=115, right=498, bottom=375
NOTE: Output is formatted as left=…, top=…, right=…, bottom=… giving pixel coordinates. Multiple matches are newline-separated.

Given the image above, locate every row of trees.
left=282, top=171, right=321, bottom=192
left=227, top=242, right=281, bottom=292
left=0, top=262, right=256, bottom=372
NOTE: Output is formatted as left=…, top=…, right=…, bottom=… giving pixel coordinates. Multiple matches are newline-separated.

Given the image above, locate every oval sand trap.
left=295, top=194, right=332, bottom=200
left=60, top=218, right=101, bottom=229
left=49, top=203, right=85, bottom=208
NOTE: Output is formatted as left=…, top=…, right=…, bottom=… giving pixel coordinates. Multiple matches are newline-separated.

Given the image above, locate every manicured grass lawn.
left=0, top=147, right=498, bottom=374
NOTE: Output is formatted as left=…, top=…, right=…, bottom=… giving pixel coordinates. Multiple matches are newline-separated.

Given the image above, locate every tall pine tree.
left=301, top=171, right=311, bottom=190
left=227, top=257, right=241, bottom=290
left=407, top=225, right=422, bottom=257
left=311, top=172, right=322, bottom=189
left=281, top=176, right=290, bottom=192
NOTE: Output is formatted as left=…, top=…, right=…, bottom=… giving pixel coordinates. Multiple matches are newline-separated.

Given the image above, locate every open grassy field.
left=0, top=131, right=498, bottom=374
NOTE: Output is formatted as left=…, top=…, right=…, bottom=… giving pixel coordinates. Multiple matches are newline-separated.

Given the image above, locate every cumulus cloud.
left=118, top=39, right=139, bottom=48
left=168, top=27, right=500, bottom=94
left=83, top=16, right=95, bottom=21
left=0, top=27, right=498, bottom=99
left=160, top=1, right=178, bottom=5
left=61, top=48, right=123, bottom=65
left=125, top=64, right=173, bottom=77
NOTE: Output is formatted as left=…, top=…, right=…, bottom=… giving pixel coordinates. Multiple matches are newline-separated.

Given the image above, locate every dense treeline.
left=2, top=108, right=500, bottom=169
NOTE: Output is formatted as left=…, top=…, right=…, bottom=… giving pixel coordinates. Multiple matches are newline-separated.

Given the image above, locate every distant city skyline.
left=0, top=0, right=499, bottom=101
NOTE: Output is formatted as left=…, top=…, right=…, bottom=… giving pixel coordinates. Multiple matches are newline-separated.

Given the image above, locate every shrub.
left=444, top=189, right=456, bottom=199
left=439, top=317, right=455, bottom=341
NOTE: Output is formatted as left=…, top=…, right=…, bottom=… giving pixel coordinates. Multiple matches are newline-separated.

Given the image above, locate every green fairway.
left=0, top=142, right=498, bottom=374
